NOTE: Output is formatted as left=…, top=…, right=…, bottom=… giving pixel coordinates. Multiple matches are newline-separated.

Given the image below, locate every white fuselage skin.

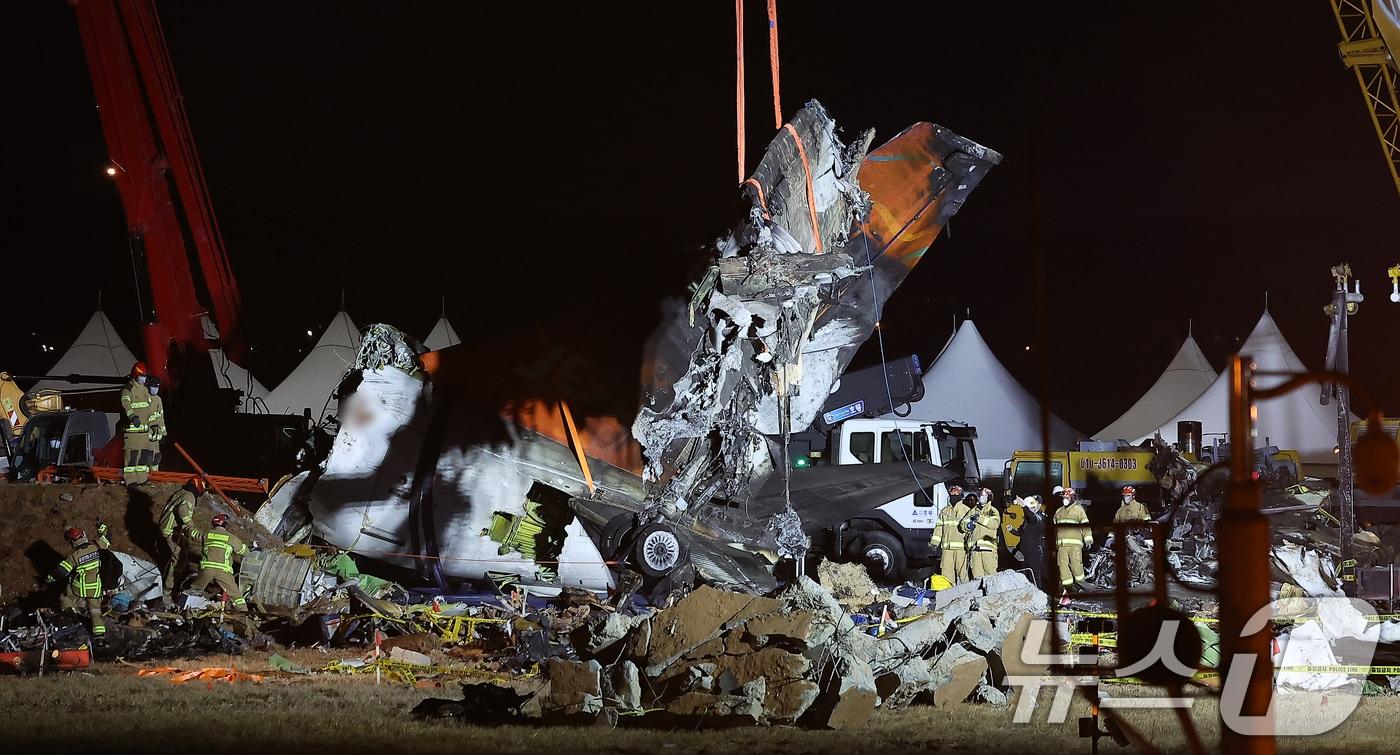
left=304, top=367, right=626, bottom=592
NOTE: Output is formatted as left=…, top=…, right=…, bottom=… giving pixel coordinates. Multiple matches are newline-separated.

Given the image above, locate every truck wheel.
left=633, top=523, right=687, bottom=579
left=856, top=531, right=906, bottom=584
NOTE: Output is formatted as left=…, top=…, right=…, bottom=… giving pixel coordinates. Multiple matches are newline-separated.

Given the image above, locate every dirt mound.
left=0, top=481, right=254, bottom=601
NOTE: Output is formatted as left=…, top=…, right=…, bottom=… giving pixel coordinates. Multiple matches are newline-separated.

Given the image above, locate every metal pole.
left=1336, top=283, right=1357, bottom=595
left=1218, top=355, right=1275, bottom=754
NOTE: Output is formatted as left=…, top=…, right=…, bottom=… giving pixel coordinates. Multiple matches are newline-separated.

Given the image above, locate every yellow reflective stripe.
left=1057, top=538, right=1084, bottom=545
left=941, top=543, right=967, bottom=550
left=207, top=533, right=230, bottom=542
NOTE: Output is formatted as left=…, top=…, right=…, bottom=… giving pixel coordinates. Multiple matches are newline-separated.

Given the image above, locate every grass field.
left=2, top=654, right=1397, bottom=754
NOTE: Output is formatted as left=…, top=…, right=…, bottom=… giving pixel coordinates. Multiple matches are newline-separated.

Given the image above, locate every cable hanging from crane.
left=737, top=0, right=785, bottom=182
left=768, top=0, right=782, bottom=129
left=736, top=0, right=746, bottom=184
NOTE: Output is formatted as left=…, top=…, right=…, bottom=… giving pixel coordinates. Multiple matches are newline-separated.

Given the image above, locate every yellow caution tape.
left=1275, top=665, right=1400, bottom=674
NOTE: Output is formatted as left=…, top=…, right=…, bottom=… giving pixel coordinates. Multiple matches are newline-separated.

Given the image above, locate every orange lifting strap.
left=768, top=0, right=782, bottom=128
left=782, top=123, right=822, bottom=253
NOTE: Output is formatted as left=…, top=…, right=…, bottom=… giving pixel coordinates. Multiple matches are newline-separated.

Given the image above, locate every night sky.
left=2, top=2, right=1395, bottom=434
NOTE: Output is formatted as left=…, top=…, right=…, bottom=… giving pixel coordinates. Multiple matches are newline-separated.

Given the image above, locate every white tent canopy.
left=1096, top=333, right=1216, bottom=442
left=423, top=317, right=461, bottom=351
left=1139, top=310, right=1340, bottom=464
left=200, top=316, right=271, bottom=413
left=33, top=310, right=138, bottom=391
left=263, top=311, right=361, bottom=420
left=885, top=319, right=1079, bottom=471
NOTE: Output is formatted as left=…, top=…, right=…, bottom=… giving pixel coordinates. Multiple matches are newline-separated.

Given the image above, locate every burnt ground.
left=0, top=481, right=256, bottom=601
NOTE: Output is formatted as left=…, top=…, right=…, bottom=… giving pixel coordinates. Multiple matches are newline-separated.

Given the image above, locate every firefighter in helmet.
left=48, top=524, right=111, bottom=638
left=159, top=476, right=206, bottom=602
left=1114, top=486, right=1150, bottom=523
left=119, top=362, right=153, bottom=484
left=187, top=514, right=249, bottom=610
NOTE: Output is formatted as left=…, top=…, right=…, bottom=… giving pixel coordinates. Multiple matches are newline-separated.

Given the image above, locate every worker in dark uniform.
left=49, top=524, right=111, bottom=639
left=159, top=476, right=205, bottom=602
left=1014, top=494, right=1048, bottom=588
left=187, top=514, right=248, bottom=610
left=119, top=362, right=152, bottom=484
left=146, top=377, right=165, bottom=473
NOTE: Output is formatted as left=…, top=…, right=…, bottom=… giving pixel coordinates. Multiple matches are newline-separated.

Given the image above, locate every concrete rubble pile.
left=542, top=568, right=1048, bottom=728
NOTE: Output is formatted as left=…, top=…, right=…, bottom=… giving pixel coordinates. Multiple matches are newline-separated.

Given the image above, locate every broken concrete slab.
left=870, top=611, right=956, bottom=673
left=980, top=570, right=1035, bottom=596
left=573, top=610, right=644, bottom=657
left=816, top=559, right=880, bottom=608
left=607, top=660, right=641, bottom=711
left=977, top=585, right=1048, bottom=632
left=803, top=655, right=878, bottom=729
left=957, top=610, right=1001, bottom=653
left=998, top=613, right=1056, bottom=680
left=659, top=646, right=816, bottom=721
left=975, top=682, right=1008, bottom=705
left=932, top=655, right=987, bottom=709
left=389, top=646, right=431, bottom=666
left=636, top=586, right=781, bottom=676
left=665, top=677, right=766, bottom=723
left=545, top=658, right=602, bottom=713
left=875, top=656, right=932, bottom=703
left=933, top=578, right=985, bottom=611
left=744, top=609, right=820, bottom=649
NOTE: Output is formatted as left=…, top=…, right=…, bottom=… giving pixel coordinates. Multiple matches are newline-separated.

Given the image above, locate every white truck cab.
left=801, top=417, right=981, bottom=581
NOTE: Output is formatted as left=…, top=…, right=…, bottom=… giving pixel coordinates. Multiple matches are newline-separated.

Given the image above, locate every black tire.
left=632, top=523, right=688, bottom=579
left=600, top=513, right=636, bottom=560
left=855, top=530, right=907, bottom=585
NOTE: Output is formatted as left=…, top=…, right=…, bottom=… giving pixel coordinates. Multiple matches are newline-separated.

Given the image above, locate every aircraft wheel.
left=633, top=523, right=687, bottom=579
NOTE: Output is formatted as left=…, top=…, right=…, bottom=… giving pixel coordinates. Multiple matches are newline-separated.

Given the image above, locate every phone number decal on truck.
left=1079, top=457, right=1138, bottom=471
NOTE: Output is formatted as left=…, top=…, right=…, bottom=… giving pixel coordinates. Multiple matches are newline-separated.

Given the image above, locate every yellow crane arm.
left=1331, top=0, right=1400, bottom=198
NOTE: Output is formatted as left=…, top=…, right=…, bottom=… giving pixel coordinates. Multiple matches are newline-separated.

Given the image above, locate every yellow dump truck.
left=999, top=442, right=1303, bottom=547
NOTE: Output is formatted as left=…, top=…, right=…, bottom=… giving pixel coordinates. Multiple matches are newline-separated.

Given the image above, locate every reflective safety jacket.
left=51, top=539, right=105, bottom=598
left=929, top=501, right=973, bottom=550
left=1053, top=502, right=1093, bottom=548
left=970, top=503, right=1001, bottom=553
left=1114, top=500, right=1150, bottom=523
left=160, top=489, right=196, bottom=539
left=147, top=394, right=165, bottom=441
left=120, top=380, right=152, bottom=434
left=192, top=526, right=247, bottom=573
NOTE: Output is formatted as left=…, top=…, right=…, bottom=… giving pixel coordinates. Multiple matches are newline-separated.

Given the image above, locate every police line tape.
left=1102, top=666, right=1400, bottom=683
left=1062, top=609, right=1400, bottom=625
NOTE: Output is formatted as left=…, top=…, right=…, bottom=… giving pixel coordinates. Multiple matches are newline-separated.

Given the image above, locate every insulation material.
left=1274, top=621, right=1353, bottom=691
left=111, top=550, right=164, bottom=603
left=1272, top=543, right=1343, bottom=598
left=634, top=101, right=1001, bottom=514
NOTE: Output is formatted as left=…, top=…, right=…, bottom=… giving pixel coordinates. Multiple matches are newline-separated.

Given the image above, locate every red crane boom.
left=70, top=0, right=246, bottom=386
